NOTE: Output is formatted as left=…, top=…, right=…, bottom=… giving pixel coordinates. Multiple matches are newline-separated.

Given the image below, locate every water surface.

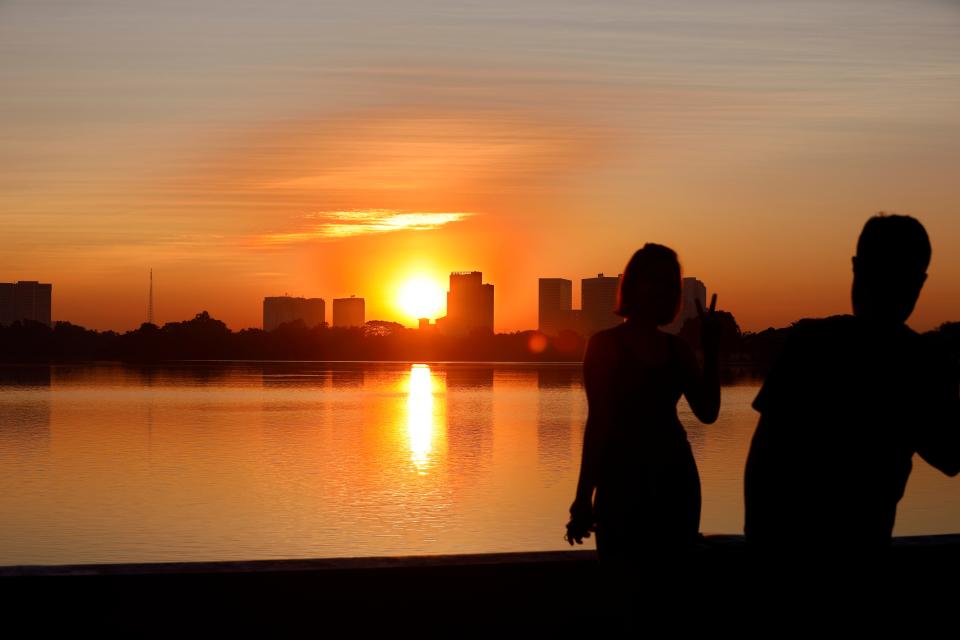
left=0, top=362, right=956, bottom=565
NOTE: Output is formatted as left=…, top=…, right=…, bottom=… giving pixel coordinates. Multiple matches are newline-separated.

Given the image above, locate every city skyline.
left=6, top=269, right=720, bottom=335
left=4, top=262, right=955, bottom=336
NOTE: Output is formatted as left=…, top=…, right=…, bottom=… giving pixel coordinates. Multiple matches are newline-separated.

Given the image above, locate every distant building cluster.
left=538, top=274, right=622, bottom=338
left=262, top=296, right=326, bottom=332
left=538, top=274, right=707, bottom=337
left=262, top=293, right=367, bottom=331
left=0, top=280, right=52, bottom=327
left=265, top=272, right=497, bottom=337
left=13, top=268, right=700, bottom=338
left=432, top=271, right=495, bottom=337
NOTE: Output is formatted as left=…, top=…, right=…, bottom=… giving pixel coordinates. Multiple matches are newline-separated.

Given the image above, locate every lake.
left=0, top=362, right=956, bottom=566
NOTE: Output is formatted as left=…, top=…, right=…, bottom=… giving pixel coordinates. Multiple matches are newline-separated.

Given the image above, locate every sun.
left=397, top=277, right=445, bottom=322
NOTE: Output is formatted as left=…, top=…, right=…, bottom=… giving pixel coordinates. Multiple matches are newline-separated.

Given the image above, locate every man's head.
left=852, top=213, right=930, bottom=324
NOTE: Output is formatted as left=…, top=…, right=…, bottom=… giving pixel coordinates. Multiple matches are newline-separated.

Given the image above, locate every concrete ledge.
left=4, top=535, right=959, bottom=632
left=0, top=548, right=598, bottom=577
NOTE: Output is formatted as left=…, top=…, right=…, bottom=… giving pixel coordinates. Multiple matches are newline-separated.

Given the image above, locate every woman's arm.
left=567, top=332, right=618, bottom=544
left=679, top=295, right=721, bottom=424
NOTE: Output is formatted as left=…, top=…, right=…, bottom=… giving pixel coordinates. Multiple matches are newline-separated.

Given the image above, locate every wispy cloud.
left=264, top=209, right=473, bottom=243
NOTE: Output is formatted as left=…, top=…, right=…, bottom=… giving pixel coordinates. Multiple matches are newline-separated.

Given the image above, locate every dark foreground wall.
left=3, top=535, right=959, bottom=634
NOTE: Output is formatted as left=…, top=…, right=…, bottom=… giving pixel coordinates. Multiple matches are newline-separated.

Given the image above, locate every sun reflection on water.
left=407, top=364, right=436, bottom=473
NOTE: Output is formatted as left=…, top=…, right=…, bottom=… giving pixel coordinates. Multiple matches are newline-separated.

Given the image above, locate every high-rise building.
left=0, top=281, right=52, bottom=327
left=664, top=277, right=707, bottom=334
left=538, top=278, right=572, bottom=337
left=581, top=273, right=622, bottom=336
left=262, top=296, right=325, bottom=331
left=559, top=309, right=583, bottom=336
left=437, top=271, right=494, bottom=336
left=332, top=296, right=365, bottom=327
left=1, top=284, right=18, bottom=326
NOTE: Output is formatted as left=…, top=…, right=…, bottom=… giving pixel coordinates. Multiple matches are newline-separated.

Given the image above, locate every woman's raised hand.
left=695, top=293, right=720, bottom=354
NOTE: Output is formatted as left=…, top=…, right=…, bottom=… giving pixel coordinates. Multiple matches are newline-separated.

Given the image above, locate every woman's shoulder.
left=587, top=325, right=692, bottom=367
left=584, top=326, right=626, bottom=365
left=587, top=325, right=627, bottom=351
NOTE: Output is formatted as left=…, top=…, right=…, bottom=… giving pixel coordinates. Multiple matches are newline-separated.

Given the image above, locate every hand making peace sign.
left=695, top=293, right=721, bottom=355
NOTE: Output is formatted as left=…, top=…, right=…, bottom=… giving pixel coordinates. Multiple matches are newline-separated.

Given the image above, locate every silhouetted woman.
left=565, top=244, right=721, bottom=561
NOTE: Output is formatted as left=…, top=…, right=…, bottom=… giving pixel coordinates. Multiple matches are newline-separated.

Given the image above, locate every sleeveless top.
left=592, top=329, right=701, bottom=536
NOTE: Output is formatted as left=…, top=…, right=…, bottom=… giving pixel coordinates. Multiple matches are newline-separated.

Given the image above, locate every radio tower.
left=147, top=269, right=154, bottom=325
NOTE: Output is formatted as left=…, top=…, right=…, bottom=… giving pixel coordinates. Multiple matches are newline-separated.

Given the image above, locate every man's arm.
left=916, top=344, right=960, bottom=477
left=744, top=413, right=778, bottom=542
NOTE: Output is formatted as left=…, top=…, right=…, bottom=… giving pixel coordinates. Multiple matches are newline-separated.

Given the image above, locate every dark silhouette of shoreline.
left=1, top=310, right=957, bottom=369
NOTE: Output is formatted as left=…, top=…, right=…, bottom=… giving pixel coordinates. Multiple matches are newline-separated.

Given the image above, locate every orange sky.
left=2, top=1, right=958, bottom=332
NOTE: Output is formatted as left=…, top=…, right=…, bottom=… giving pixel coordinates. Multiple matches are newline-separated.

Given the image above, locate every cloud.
left=264, top=209, right=473, bottom=243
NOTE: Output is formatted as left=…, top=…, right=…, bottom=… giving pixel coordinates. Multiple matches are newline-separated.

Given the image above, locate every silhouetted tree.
left=364, top=320, right=405, bottom=337
left=3, top=309, right=953, bottom=368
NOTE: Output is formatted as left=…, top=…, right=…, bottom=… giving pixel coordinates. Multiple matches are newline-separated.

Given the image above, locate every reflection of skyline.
left=0, top=364, right=52, bottom=388
left=444, top=365, right=494, bottom=390
left=535, top=366, right=581, bottom=390
left=95, top=364, right=233, bottom=388
left=331, top=366, right=366, bottom=390
left=443, top=365, right=493, bottom=483
left=257, top=363, right=365, bottom=389
left=0, top=366, right=51, bottom=468
left=536, top=367, right=581, bottom=482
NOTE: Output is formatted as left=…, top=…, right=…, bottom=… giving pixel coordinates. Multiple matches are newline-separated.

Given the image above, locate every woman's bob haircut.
left=615, top=243, right=682, bottom=326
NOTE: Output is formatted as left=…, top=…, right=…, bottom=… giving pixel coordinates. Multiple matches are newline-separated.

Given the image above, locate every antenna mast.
left=147, top=268, right=154, bottom=325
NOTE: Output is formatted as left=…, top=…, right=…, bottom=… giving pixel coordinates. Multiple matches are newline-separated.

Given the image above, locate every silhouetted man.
left=744, top=214, right=959, bottom=550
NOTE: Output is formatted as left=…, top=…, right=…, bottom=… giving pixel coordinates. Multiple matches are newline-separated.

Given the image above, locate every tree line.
left=1, top=311, right=957, bottom=376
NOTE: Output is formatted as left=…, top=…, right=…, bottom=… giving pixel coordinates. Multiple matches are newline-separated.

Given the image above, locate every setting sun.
left=397, top=277, right=445, bottom=323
